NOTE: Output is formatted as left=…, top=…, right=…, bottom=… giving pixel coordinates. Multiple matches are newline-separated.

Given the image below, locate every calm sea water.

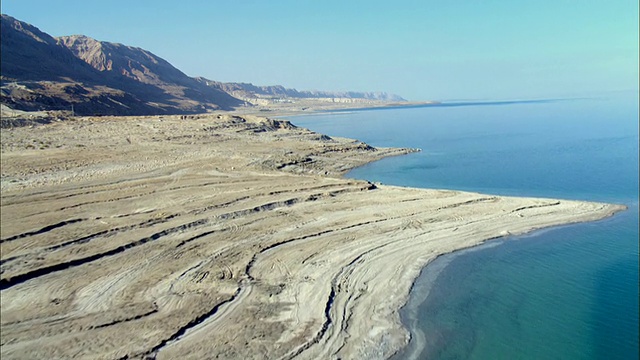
left=287, top=93, right=639, bottom=360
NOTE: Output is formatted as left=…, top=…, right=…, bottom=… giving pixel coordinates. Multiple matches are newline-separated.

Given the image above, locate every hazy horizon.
left=2, top=0, right=638, bottom=101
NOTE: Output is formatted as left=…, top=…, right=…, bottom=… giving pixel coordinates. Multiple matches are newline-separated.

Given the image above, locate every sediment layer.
left=0, top=114, right=623, bottom=359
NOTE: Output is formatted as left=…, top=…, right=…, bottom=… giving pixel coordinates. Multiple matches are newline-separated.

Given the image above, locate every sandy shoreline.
left=390, top=209, right=626, bottom=360
left=0, top=113, right=624, bottom=359
left=229, top=99, right=438, bottom=118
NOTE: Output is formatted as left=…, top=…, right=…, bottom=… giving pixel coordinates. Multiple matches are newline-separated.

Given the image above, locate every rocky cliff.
left=199, top=79, right=406, bottom=104
left=1, top=14, right=406, bottom=116
left=1, top=15, right=243, bottom=115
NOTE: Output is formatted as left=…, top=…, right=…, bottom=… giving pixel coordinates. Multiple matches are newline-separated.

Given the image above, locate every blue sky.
left=2, top=0, right=638, bottom=101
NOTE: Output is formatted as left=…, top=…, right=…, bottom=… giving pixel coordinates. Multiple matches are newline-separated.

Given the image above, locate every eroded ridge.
left=0, top=114, right=624, bottom=359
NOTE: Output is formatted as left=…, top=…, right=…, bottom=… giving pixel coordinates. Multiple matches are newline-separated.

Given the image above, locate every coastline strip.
left=0, top=114, right=624, bottom=359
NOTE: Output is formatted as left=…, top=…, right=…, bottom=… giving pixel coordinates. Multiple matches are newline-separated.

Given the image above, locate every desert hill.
left=199, top=79, right=405, bottom=105
left=1, top=14, right=406, bottom=117
left=1, top=14, right=244, bottom=115
left=57, top=35, right=243, bottom=110
left=0, top=15, right=101, bottom=83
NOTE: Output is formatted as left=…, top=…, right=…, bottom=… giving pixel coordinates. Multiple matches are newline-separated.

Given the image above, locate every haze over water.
left=288, top=93, right=639, bottom=360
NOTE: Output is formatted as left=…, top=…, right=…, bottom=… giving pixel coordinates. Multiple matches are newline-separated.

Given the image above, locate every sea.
left=286, top=92, right=639, bottom=360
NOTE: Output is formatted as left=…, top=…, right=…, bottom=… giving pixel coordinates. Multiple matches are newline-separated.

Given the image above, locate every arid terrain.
left=1, top=14, right=409, bottom=118
left=0, top=114, right=624, bottom=359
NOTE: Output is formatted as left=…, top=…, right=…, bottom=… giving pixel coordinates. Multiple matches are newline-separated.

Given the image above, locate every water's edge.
left=387, top=207, right=631, bottom=360
left=284, top=96, right=639, bottom=360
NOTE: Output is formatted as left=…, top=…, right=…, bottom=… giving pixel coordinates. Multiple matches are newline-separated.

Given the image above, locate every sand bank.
left=0, top=114, right=623, bottom=359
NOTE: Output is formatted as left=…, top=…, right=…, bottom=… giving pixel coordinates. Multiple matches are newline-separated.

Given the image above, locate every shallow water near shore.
left=288, top=93, right=639, bottom=360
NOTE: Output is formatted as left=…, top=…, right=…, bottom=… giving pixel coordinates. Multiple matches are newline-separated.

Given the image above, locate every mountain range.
left=200, top=80, right=405, bottom=103
left=0, top=14, right=404, bottom=116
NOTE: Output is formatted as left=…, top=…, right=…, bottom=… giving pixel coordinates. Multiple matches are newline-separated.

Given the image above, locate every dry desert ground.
left=0, top=114, right=623, bottom=359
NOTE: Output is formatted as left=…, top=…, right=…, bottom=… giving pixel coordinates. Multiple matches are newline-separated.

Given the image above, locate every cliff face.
left=1, top=14, right=405, bottom=116
left=57, top=35, right=244, bottom=111
left=0, top=15, right=101, bottom=83
left=59, top=35, right=199, bottom=87
left=199, top=79, right=406, bottom=103
left=1, top=15, right=243, bottom=115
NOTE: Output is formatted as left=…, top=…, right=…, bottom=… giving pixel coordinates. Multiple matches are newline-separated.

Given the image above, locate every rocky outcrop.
left=0, top=15, right=101, bottom=83
left=1, top=15, right=244, bottom=115
left=197, top=78, right=406, bottom=104
left=1, top=14, right=405, bottom=116
left=57, top=34, right=244, bottom=111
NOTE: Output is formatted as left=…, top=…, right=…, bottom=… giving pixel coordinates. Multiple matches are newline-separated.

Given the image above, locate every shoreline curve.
left=0, top=113, right=625, bottom=359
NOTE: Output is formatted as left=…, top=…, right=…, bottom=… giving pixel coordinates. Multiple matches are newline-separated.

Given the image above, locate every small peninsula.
left=0, top=113, right=623, bottom=359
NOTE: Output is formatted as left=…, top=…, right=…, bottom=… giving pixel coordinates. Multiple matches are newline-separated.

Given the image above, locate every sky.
left=1, top=0, right=638, bottom=101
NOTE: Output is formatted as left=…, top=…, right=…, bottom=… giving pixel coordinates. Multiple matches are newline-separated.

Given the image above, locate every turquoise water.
left=288, top=93, right=639, bottom=360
